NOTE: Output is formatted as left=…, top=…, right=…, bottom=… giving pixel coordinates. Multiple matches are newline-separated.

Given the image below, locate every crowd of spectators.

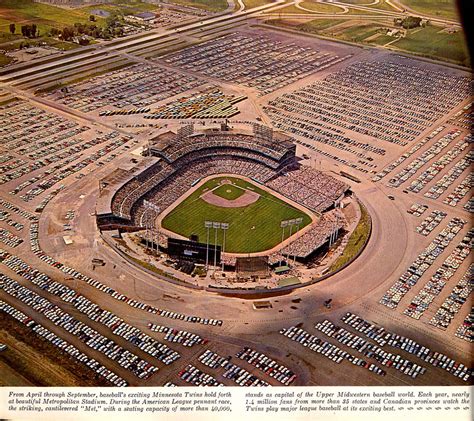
left=280, top=212, right=344, bottom=258
left=267, top=166, right=348, bottom=213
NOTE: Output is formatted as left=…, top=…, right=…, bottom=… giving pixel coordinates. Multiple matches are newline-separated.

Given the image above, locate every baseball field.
left=161, top=176, right=312, bottom=253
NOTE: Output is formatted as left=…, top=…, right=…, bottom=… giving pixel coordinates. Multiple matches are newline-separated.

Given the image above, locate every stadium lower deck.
left=0, top=18, right=472, bottom=387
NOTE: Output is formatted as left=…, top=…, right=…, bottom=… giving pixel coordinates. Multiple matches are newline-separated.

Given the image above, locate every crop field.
left=161, top=177, right=313, bottom=253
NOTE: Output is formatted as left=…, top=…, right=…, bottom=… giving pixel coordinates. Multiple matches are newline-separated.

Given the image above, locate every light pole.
left=286, top=219, right=296, bottom=264
left=144, top=200, right=160, bottom=253
left=221, top=223, right=229, bottom=272
left=205, top=221, right=212, bottom=270
left=280, top=220, right=289, bottom=267
left=213, top=222, right=221, bottom=271
left=293, top=217, right=303, bottom=265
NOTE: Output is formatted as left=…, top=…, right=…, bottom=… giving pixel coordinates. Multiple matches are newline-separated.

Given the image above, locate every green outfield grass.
left=161, top=177, right=312, bottom=253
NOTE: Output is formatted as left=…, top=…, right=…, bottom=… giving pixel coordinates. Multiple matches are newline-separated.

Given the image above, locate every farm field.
left=161, top=177, right=313, bottom=253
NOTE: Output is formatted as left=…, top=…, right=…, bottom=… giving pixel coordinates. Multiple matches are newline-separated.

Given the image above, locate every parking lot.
left=0, top=25, right=472, bottom=388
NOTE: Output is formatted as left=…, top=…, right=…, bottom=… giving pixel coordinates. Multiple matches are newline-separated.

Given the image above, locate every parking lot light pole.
left=221, top=223, right=229, bottom=272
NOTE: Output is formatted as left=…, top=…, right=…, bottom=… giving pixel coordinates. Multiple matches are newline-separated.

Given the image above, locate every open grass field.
left=0, top=0, right=105, bottom=34
left=398, top=0, right=459, bottom=20
left=169, top=0, right=229, bottom=12
left=242, top=0, right=276, bottom=9
left=391, top=25, right=469, bottom=66
left=298, top=2, right=347, bottom=14
left=161, top=177, right=312, bottom=253
left=0, top=0, right=160, bottom=35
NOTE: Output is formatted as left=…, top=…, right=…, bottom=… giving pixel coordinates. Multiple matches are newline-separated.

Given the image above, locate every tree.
left=50, top=27, right=60, bottom=37
left=31, top=24, right=37, bottom=38
left=401, top=16, right=422, bottom=29
left=61, top=26, right=74, bottom=41
left=21, top=25, right=30, bottom=38
left=9, top=23, right=15, bottom=35
left=89, top=14, right=96, bottom=22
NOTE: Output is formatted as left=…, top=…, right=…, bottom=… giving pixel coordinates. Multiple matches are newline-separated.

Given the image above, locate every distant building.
left=125, top=12, right=157, bottom=24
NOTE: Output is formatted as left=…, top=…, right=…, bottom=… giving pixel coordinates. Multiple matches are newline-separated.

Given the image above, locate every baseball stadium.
left=96, top=122, right=356, bottom=290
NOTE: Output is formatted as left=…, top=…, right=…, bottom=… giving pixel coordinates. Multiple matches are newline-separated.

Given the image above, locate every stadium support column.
left=213, top=222, right=221, bottom=272
left=221, top=223, right=229, bottom=272
left=205, top=221, right=212, bottom=271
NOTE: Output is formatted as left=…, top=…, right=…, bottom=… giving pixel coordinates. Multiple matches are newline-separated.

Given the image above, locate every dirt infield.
left=200, top=189, right=260, bottom=208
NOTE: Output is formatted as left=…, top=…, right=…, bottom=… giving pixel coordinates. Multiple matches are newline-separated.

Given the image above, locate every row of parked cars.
left=0, top=198, right=37, bottom=221
left=315, top=320, right=423, bottom=378
left=198, top=350, right=269, bottom=387
left=415, top=210, right=447, bottom=236
left=165, top=33, right=346, bottom=96
left=148, top=323, right=207, bottom=347
left=430, top=264, right=473, bottom=330
left=443, top=172, right=473, bottom=208
left=0, top=228, right=23, bottom=248
left=341, top=312, right=472, bottom=382
left=280, top=325, right=386, bottom=376
left=28, top=221, right=223, bottom=327
left=1, top=274, right=159, bottom=380
left=425, top=148, right=473, bottom=201
left=18, top=134, right=131, bottom=203
left=407, top=134, right=469, bottom=194
left=464, top=198, right=474, bottom=213
left=455, top=311, right=473, bottom=343
left=55, top=63, right=202, bottom=113
left=235, top=347, right=296, bottom=386
left=0, top=300, right=127, bottom=386
left=404, top=233, right=472, bottom=320
left=380, top=217, right=466, bottom=309
left=0, top=210, right=24, bottom=232
left=372, top=126, right=444, bottom=182
left=178, top=364, right=223, bottom=386
left=0, top=248, right=181, bottom=367
left=387, top=129, right=460, bottom=188
left=407, top=203, right=428, bottom=217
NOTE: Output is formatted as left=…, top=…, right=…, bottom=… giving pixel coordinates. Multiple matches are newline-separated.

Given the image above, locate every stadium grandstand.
left=96, top=123, right=351, bottom=262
